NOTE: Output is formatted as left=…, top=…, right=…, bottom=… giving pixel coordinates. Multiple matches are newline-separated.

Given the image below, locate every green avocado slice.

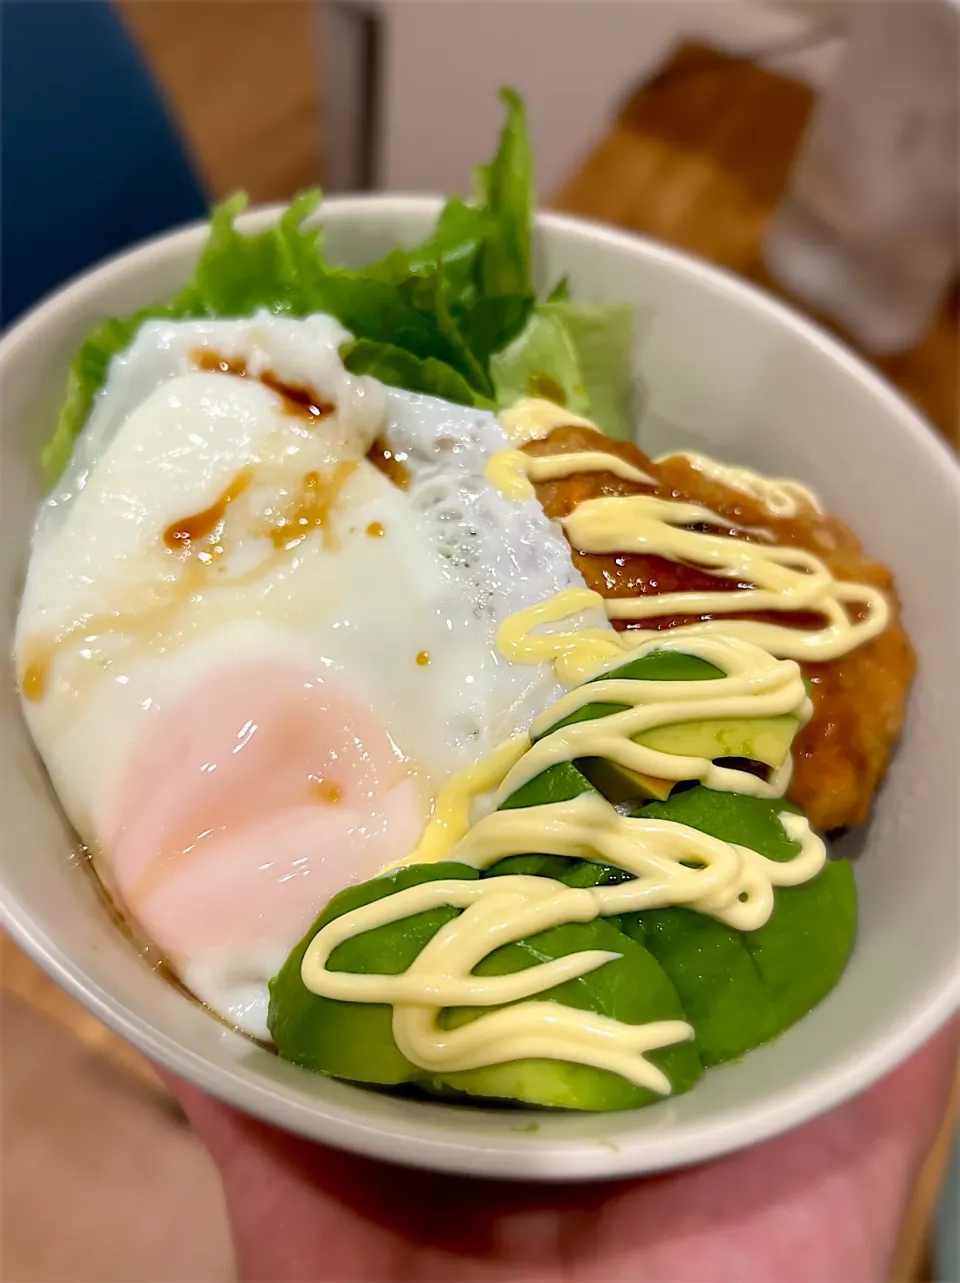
left=268, top=840, right=701, bottom=1109
left=620, top=787, right=857, bottom=1065
left=486, top=762, right=631, bottom=885
left=426, top=919, right=702, bottom=1110
left=637, top=715, right=799, bottom=769
left=535, top=651, right=800, bottom=803
left=268, top=862, right=479, bottom=1084
left=497, top=760, right=596, bottom=810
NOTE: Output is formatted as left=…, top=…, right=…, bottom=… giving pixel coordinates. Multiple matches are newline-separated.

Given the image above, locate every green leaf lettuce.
left=43, top=89, right=636, bottom=485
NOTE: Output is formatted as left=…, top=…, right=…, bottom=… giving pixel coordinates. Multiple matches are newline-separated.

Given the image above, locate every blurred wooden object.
left=554, top=42, right=959, bottom=448
left=0, top=931, right=169, bottom=1101
left=118, top=0, right=324, bottom=203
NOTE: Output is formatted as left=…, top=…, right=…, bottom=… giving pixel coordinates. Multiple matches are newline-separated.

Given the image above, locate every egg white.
left=16, top=311, right=607, bottom=1037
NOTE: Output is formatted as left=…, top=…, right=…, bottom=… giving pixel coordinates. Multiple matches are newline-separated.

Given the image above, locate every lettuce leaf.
left=342, top=340, right=495, bottom=408
left=43, top=88, right=636, bottom=485
left=187, top=190, right=328, bottom=314
left=472, top=87, right=533, bottom=299
left=541, top=301, right=635, bottom=439
left=367, top=89, right=534, bottom=363
left=489, top=300, right=635, bottom=437
left=490, top=310, right=590, bottom=415
left=544, top=276, right=570, bottom=303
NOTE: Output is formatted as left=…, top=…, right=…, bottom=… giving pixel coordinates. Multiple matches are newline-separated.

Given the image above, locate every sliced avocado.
left=630, top=785, right=805, bottom=857
left=637, top=714, right=799, bottom=769
left=484, top=853, right=572, bottom=880
left=589, top=652, right=726, bottom=685
left=486, top=763, right=632, bottom=885
left=268, top=862, right=479, bottom=1084
left=484, top=853, right=634, bottom=887
left=575, top=756, right=675, bottom=803
left=427, top=919, right=702, bottom=1110
left=559, top=860, right=634, bottom=889
left=620, top=787, right=856, bottom=1065
left=269, top=851, right=701, bottom=1111
left=533, top=652, right=724, bottom=743
left=535, top=650, right=800, bottom=804
left=498, top=760, right=597, bottom=810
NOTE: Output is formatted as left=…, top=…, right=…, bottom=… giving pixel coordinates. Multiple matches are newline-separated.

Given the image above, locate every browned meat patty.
left=525, top=425, right=916, bottom=834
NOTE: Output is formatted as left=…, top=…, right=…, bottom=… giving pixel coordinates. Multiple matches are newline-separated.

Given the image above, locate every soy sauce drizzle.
left=193, top=349, right=336, bottom=421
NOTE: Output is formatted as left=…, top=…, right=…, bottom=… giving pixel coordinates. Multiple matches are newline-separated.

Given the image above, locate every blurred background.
left=1, top=1, right=957, bottom=1279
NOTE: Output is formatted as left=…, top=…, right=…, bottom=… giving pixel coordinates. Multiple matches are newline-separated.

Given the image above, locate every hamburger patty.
left=525, top=426, right=915, bottom=833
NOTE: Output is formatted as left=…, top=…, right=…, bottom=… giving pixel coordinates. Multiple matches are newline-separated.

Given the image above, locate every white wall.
left=374, top=0, right=847, bottom=199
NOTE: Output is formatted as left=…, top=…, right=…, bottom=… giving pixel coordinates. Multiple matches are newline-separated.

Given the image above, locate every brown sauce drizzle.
left=265, top=462, right=357, bottom=551
left=309, top=777, right=344, bottom=805
left=20, top=639, right=53, bottom=703
left=367, top=437, right=411, bottom=489
left=193, top=349, right=336, bottom=421
left=163, top=471, right=252, bottom=555
left=19, top=462, right=358, bottom=707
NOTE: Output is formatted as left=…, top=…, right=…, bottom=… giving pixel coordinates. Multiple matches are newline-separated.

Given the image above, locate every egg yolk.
left=100, top=660, right=426, bottom=956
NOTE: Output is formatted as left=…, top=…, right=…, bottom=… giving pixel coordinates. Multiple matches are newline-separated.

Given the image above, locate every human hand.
left=166, top=1022, right=957, bottom=1283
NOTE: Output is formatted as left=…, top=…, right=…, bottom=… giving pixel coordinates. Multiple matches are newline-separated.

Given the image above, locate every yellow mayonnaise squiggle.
left=485, top=448, right=654, bottom=501
left=496, top=632, right=811, bottom=803
left=495, top=586, right=626, bottom=686
left=297, top=413, right=867, bottom=1096
left=561, top=495, right=889, bottom=662
left=484, top=427, right=889, bottom=665
left=401, top=734, right=530, bottom=867
left=656, top=450, right=822, bottom=518
left=448, top=792, right=825, bottom=931
left=300, top=800, right=824, bottom=1089
left=499, top=397, right=598, bottom=446
left=404, top=623, right=811, bottom=871
left=304, top=874, right=691, bottom=1091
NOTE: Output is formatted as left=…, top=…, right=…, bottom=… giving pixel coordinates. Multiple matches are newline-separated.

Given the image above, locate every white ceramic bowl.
left=2, top=199, right=958, bottom=1180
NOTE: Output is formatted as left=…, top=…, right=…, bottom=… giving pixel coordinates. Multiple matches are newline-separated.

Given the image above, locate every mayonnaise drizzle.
left=302, top=871, right=692, bottom=1090
left=300, top=799, right=825, bottom=1089
left=496, top=586, right=627, bottom=686
left=656, top=450, right=823, bottom=518
left=499, top=398, right=598, bottom=446
left=401, top=734, right=531, bottom=867
left=484, top=419, right=889, bottom=664
left=406, top=606, right=811, bottom=872
left=485, top=448, right=654, bottom=500
left=296, top=415, right=863, bottom=1098
left=496, top=631, right=811, bottom=803
left=562, top=496, right=889, bottom=661
left=449, top=793, right=826, bottom=931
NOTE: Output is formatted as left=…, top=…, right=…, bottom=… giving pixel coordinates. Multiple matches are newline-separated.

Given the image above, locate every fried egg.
left=15, top=312, right=604, bottom=1037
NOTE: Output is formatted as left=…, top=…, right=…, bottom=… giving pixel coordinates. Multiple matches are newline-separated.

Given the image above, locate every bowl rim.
left=2, top=195, right=958, bottom=1181
left=4, top=194, right=958, bottom=490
